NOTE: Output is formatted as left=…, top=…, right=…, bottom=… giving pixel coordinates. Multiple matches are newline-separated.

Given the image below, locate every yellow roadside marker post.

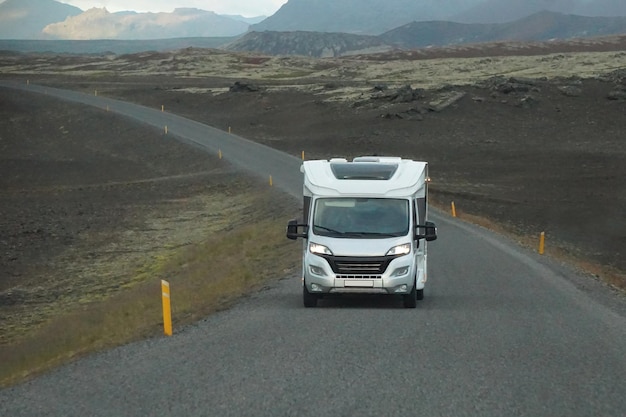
left=218, top=149, right=222, bottom=159
left=161, top=280, right=172, bottom=336
left=164, top=126, right=168, bottom=135
left=229, top=127, right=232, bottom=134
left=95, top=90, right=97, bottom=96
left=451, top=201, right=457, bottom=218
left=302, top=151, right=305, bottom=160
left=269, top=175, right=273, bottom=187
left=161, top=105, right=164, bottom=112
left=539, top=232, right=545, bottom=255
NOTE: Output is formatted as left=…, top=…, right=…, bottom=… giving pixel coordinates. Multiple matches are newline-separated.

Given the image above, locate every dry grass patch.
left=0, top=216, right=300, bottom=388
left=0, top=188, right=258, bottom=346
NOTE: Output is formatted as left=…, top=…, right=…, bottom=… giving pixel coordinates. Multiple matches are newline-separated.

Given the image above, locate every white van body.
left=287, top=156, right=437, bottom=308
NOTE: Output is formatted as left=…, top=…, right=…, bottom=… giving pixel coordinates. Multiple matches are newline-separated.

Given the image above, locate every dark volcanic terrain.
left=65, top=69, right=625, bottom=277
left=1, top=45, right=625, bottom=360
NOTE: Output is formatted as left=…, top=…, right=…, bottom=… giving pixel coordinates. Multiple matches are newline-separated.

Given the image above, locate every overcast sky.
left=56, top=1, right=289, bottom=16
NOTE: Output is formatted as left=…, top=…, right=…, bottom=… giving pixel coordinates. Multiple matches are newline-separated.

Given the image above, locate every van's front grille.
left=322, top=256, right=393, bottom=275
left=337, top=274, right=382, bottom=280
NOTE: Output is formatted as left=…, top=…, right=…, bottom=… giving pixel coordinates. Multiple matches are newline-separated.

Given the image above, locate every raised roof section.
left=330, top=162, right=398, bottom=180
left=303, top=156, right=428, bottom=198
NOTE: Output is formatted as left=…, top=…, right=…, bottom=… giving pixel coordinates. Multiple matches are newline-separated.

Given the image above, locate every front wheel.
left=403, top=284, right=417, bottom=308
left=303, top=284, right=318, bottom=308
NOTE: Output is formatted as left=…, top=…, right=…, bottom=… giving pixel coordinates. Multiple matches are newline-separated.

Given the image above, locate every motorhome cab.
left=287, top=156, right=437, bottom=308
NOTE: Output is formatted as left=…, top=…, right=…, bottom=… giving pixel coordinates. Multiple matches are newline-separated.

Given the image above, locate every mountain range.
left=255, top=0, right=626, bottom=34
left=0, top=0, right=262, bottom=40
left=252, top=0, right=480, bottom=35
left=42, top=8, right=250, bottom=40
left=228, top=11, right=626, bottom=57
left=1, top=0, right=626, bottom=55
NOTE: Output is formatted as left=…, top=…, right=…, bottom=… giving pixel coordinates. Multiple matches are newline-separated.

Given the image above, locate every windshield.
left=312, top=198, right=409, bottom=238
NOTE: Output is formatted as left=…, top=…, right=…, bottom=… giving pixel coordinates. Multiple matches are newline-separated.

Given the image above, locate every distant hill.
left=381, top=11, right=626, bottom=48
left=454, top=0, right=626, bottom=23
left=379, top=21, right=497, bottom=49
left=0, top=0, right=81, bottom=39
left=225, top=31, right=390, bottom=57
left=452, top=0, right=582, bottom=23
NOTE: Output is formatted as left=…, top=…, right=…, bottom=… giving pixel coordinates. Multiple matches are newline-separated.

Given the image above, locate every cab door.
left=413, top=197, right=428, bottom=287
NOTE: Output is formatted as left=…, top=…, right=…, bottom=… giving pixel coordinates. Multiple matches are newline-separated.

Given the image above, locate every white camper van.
left=287, top=156, right=437, bottom=308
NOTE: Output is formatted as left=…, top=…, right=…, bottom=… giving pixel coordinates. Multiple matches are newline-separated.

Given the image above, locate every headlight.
left=386, top=243, right=411, bottom=256
left=309, top=242, right=333, bottom=256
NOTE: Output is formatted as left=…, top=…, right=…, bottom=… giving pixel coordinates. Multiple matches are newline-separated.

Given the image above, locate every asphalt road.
left=1, top=81, right=625, bottom=417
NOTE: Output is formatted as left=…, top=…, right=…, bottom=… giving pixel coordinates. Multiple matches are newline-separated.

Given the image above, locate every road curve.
left=1, top=81, right=625, bottom=417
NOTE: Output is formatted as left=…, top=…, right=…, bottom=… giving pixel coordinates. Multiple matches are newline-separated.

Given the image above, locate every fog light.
left=394, top=284, right=408, bottom=293
left=311, top=283, right=323, bottom=292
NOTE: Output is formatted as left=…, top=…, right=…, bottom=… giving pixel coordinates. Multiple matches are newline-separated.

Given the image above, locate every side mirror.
left=286, top=219, right=308, bottom=240
left=416, top=221, right=437, bottom=241
left=424, top=221, right=438, bottom=241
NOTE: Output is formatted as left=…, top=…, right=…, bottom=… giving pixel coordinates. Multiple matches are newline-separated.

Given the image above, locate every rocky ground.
left=70, top=69, right=625, bottom=276
left=1, top=45, right=625, bottom=346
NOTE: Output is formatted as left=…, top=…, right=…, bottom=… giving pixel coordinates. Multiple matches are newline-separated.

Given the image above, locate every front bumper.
left=303, top=252, right=422, bottom=295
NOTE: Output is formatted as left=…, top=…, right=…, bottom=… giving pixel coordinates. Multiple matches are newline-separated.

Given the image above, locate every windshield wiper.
left=314, top=226, right=402, bottom=238
left=314, top=225, right=345, bottom=235
left=355, top=232, right=403, bottom=237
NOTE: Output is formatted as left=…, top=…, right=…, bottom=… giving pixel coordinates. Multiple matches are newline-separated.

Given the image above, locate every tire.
left=416, top=288, right=424, bottom=300
left=403, top=284, right=417, bottom=308
left=303, top=284, right=318, bottom=308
